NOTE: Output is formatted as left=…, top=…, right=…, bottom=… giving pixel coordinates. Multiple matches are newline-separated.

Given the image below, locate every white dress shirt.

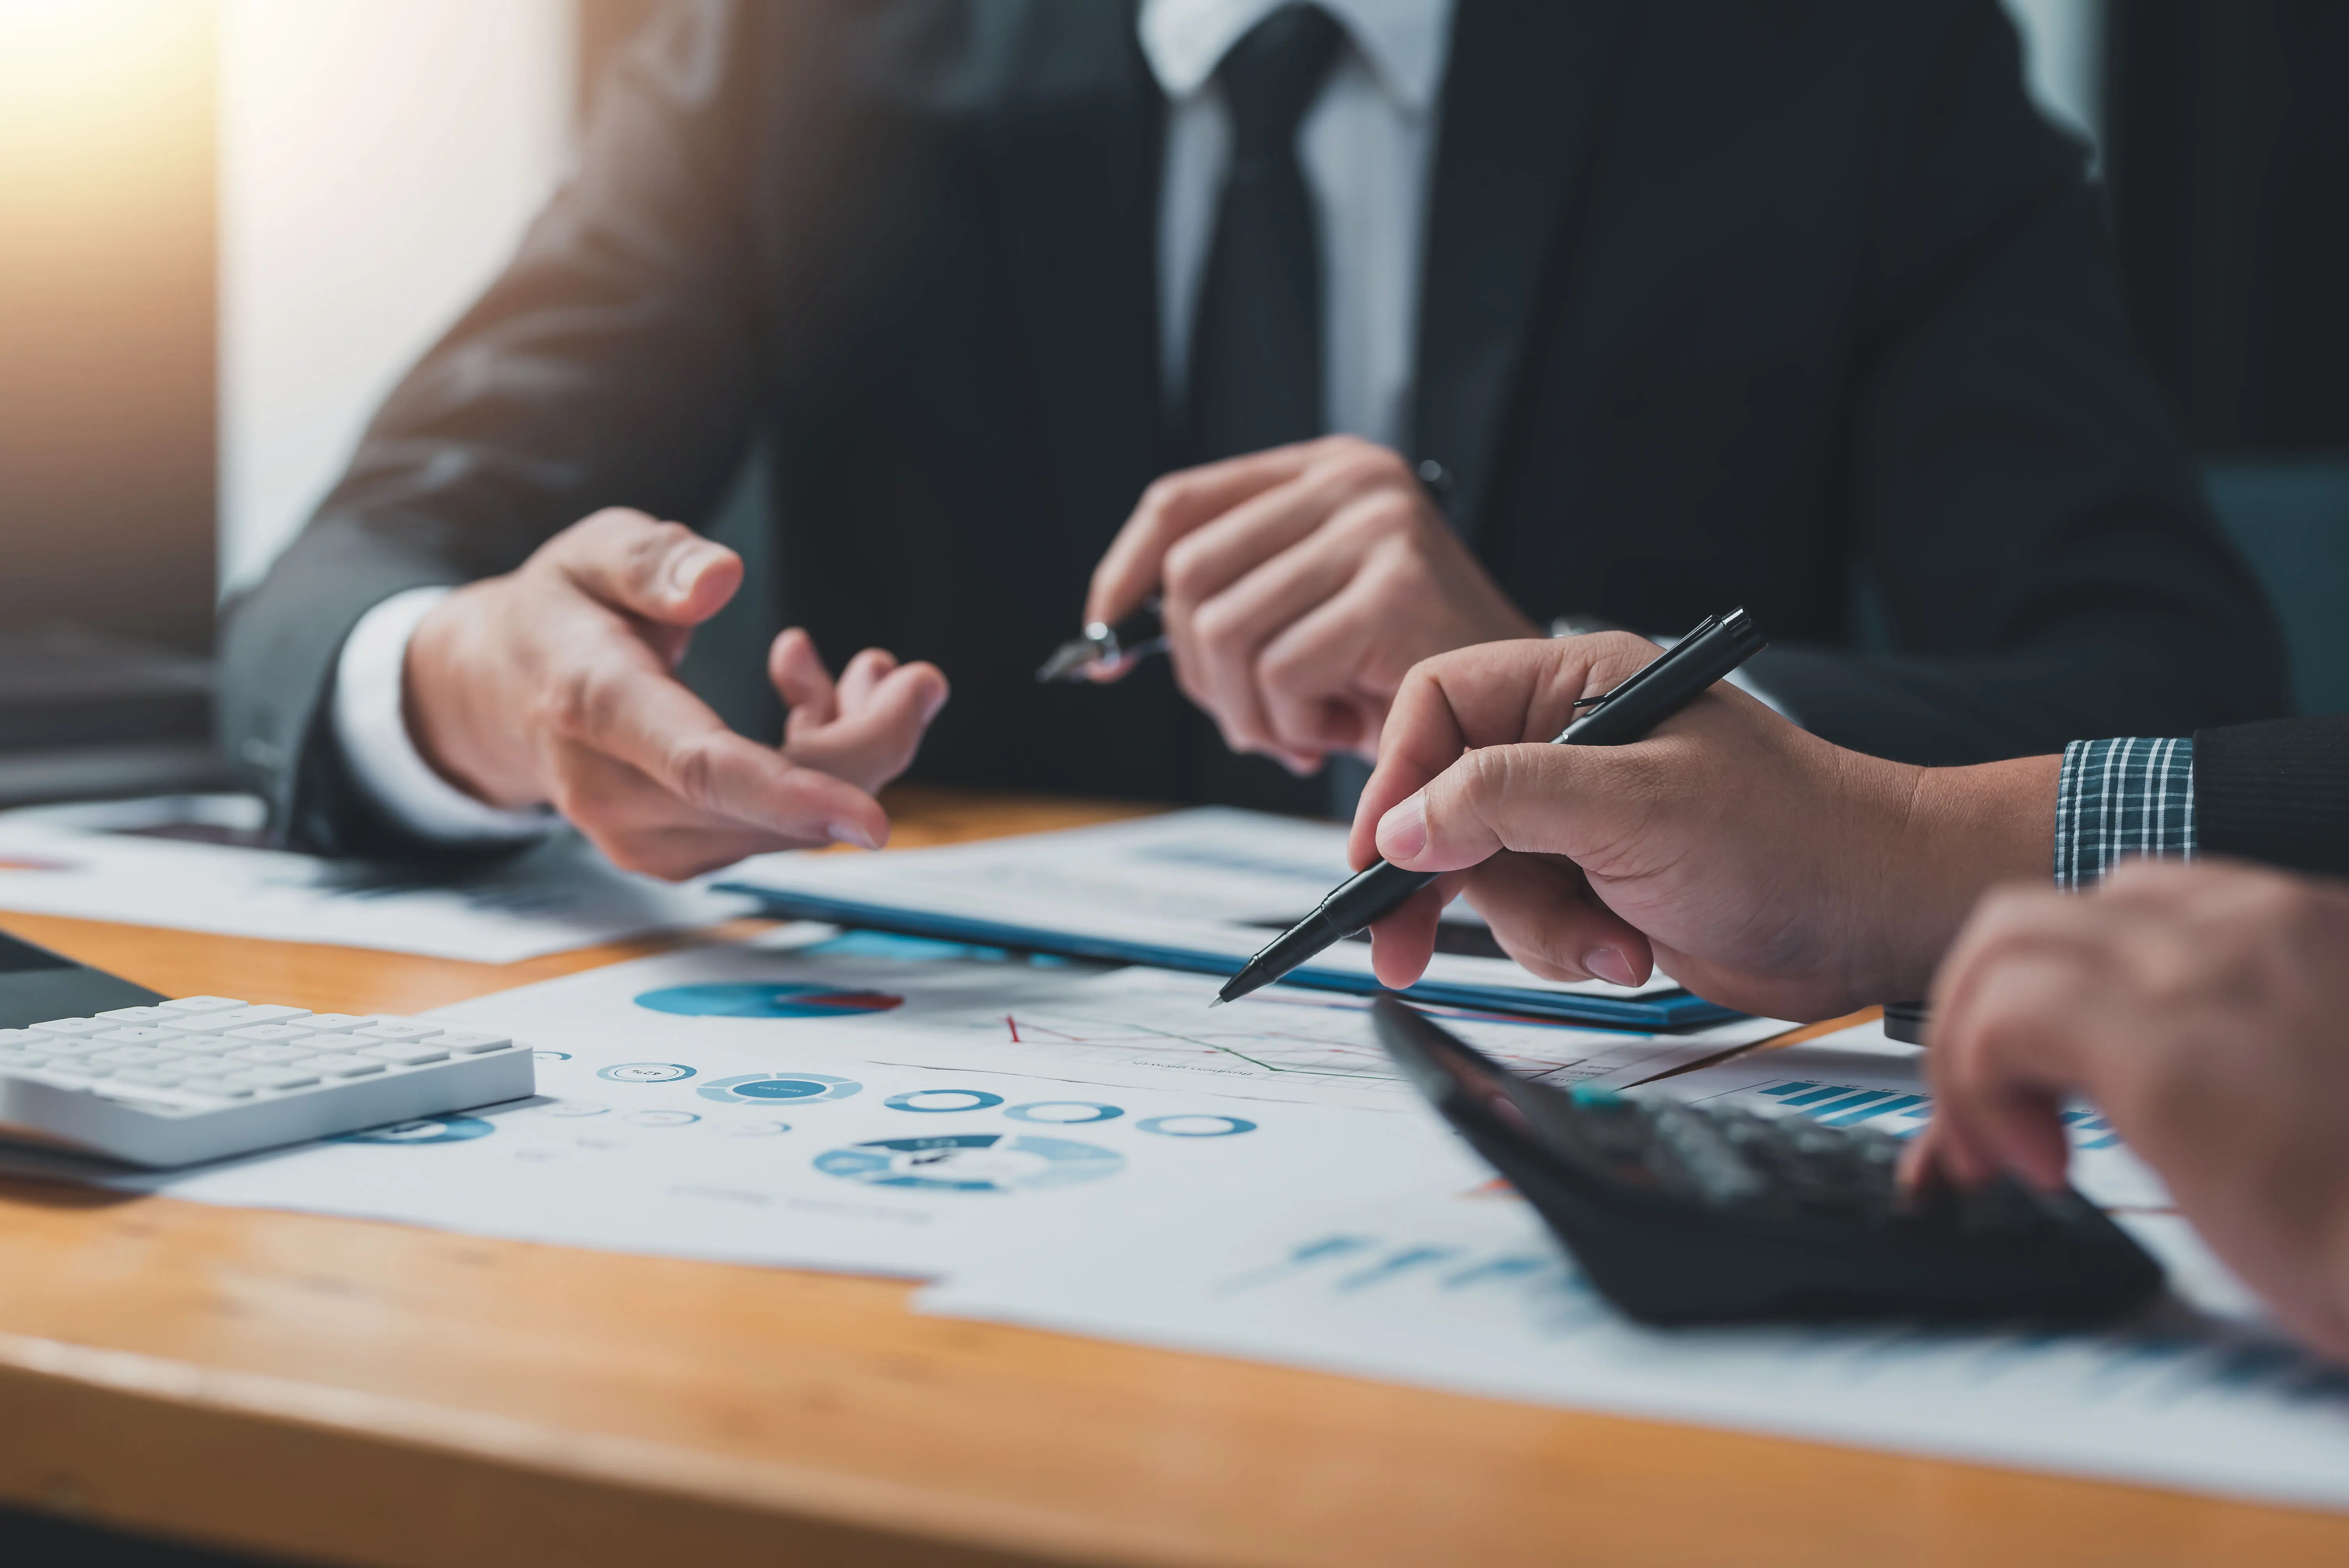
left=335, top=0, right=1457, bottom=841
left=1146, top=0, right=1453, bottom=447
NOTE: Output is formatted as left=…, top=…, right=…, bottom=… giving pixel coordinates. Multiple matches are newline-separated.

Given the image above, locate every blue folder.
left=713, top=883, right=1743, bottom=1031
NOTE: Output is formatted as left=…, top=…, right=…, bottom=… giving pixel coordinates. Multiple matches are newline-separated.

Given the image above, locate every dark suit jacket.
left=221, top=0, right=2288, bottom=855
left=2198, top=716, right=2349, bottom=879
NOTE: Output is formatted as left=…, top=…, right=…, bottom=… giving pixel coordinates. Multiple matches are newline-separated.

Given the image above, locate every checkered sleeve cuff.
left=2054, top=737, right=2197, bottom=890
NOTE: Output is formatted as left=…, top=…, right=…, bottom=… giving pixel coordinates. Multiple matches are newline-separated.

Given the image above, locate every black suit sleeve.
left=1743, top=0, right=2289, bottom=764
left=2195, top=716, right=2349, bottom=880
left=218, top=0, right=776, bottom=856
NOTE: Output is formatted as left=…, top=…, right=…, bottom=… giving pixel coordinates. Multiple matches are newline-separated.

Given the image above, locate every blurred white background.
left=216, top=0, right=573, bottom=595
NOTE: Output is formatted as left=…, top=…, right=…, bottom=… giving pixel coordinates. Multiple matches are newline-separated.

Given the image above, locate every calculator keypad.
left=0, top=999, right=516, bottom=1105
left=1567, top=1092, right=2077, bottom=1239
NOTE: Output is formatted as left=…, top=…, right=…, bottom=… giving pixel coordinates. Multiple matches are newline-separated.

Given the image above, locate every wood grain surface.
left=0, top=786, right=2342, bottom=1568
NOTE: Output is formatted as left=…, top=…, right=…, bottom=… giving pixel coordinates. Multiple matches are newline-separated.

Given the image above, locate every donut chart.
left=697, top=1071, right=863, bottom=1105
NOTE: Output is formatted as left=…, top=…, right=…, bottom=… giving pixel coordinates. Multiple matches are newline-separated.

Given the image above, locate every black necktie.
left=1184, top=4, right=1345, bottom=464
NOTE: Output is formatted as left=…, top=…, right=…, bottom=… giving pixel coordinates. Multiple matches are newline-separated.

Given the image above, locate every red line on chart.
left=1004, top=1014, right=1021, bottom=1043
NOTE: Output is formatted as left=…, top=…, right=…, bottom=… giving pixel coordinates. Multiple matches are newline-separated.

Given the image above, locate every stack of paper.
left=718, top=809, right=1740, bottom=1028
left=0, top=794, right=750, bottom=960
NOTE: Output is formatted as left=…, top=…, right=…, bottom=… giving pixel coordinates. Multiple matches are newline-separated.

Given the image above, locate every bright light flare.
left=0, top=0, right=214, bottom=170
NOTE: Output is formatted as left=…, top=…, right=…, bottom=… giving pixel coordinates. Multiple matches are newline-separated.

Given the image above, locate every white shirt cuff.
left=332, top=586, right=558, bottom=844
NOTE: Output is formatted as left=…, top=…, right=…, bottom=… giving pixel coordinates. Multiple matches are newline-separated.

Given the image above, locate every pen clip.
left=1566, top=609, right=1729, bottom=711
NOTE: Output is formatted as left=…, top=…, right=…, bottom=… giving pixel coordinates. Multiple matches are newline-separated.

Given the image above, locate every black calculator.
left=1369, top=998, right=2164, bottom=1327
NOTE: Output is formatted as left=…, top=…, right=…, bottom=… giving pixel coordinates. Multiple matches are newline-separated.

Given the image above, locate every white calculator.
left=0, top=996, right=535, bottom=1167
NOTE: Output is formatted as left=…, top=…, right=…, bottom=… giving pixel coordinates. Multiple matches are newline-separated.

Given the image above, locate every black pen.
left=1036, top=600, right=1168, bottom=684
left=1214, top=608, right=1769, bottom=1006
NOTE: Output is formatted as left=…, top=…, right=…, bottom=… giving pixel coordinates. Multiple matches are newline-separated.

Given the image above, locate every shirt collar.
left=1139, top=0, right=1452, bottom=114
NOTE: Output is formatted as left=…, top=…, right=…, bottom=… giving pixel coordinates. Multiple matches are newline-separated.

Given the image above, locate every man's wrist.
left=1881, top=753, right=2061, bottom=991
left=333, top=588, right=557, bottom=845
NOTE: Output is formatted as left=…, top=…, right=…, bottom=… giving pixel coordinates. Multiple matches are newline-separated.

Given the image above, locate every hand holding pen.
left=1218, top=612, right=1769, bottom=1004
left=1039, top=438, right=1540, bottom=773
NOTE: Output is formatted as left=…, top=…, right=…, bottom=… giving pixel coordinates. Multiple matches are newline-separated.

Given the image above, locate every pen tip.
left=1207, top=996, right=1227, bottom=1009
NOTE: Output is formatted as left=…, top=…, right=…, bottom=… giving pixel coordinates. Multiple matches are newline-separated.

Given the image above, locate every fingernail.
left=1584, top=946, right=1638, bottom=987
left=1378, top=793, right=1428, bottom=862
left=668, top=543, right=720, bottom=597
left=828, top=820, right=880, bottom=851
left=921, top=684, right=949, bottom=725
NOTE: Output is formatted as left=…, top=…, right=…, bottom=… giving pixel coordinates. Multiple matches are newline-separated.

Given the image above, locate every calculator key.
left=303, top=1053, right=384, bottom=1078
left=353, top=1019, right=443, bottom=1044
left=227, top=1044, right=318, bottom=1066
left=432, top=1030, right=513, bottom=1055
left=170, top=1057, right=246, bottom=1080
left=27, top=1036, right=109, bottom=1057
left=230, top=1068, right=319, bottom=1092
left=96, top=1006, right=180, bottom=1025
left=158, top=1014, right=254, bottom=1034
left=0, top=1029, right=39, bottom=1046
left=298, top=1014, right=374, bottom=1033
left=94, top=1026, right=185, bottom=1047
left=89, top=1046, right=178, bottom=1068
left=0, top=1049, right=56, bottom=1070
left=201, top=1005, right=312, bottom=1031
left=164, top=1034, right=235, bottom=1055
left=41, top=1062, right=114, bottom=1082
left=159, top=996, right=249, bottom=1015
left=112, top=1068, right=187, bottom=1089
left=225, top=1023, right=323, bottom=1044
left=29, top=1017, right=114, bottom=1038
left=359, top=1042, right=449, bottom=1067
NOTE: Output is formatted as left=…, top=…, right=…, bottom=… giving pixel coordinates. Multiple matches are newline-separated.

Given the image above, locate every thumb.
left=1376, top=744, right=1615, bottom=873
left=549, top=508, right=742, bottom=628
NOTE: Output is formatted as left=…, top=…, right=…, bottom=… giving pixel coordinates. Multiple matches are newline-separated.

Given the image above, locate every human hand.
left=1085, top=437, right=1539, bottom=773
left=1349, top=635, right=2058, bottom=1018
left=404, top=508, right=948, bottom=880
left=1907, top=858, right=2349, bottom=1361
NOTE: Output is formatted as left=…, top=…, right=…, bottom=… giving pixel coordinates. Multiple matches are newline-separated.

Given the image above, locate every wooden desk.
left=0, top=786, right=2344, bottom=1568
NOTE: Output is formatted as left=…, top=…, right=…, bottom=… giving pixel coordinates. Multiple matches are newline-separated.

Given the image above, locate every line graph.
left=975, top=989, right=1674, bottom=1089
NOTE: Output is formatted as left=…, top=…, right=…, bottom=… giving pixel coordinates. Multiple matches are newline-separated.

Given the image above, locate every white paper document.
left=0, top=795, right=751, bottom=962
left=59, top=932, right=1757, bottom=1279
left=850, top=964, right=1787, bottom=1113
left=716, top=809, right=1735, bottom=1026
left=925, top=1020, right=2349, bottom=1512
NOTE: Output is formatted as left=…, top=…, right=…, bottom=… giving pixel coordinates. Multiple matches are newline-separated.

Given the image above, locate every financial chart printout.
left=926, top=1030, right=2349, bottom=1515
left=9, top=932, right=1648, bottom=1279
left=874, top=967, right=1782, bottom=1113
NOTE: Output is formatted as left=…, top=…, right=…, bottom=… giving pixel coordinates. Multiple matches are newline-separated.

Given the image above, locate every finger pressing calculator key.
left=0, top=996, right=535, bottom=1168
left=1368, top=998, right=2163, bottom=1327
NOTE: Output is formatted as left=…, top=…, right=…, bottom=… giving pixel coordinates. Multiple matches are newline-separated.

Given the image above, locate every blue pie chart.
left=634, top=982, right=905, bottom=1019
left=814, top=1133, right=1124, bottom=1193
